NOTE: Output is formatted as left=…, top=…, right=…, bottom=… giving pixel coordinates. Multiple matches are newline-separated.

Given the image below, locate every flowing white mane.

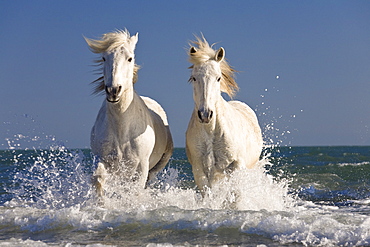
left=85, top=29, right=133, bottom=53
left=188, top=35, right=239, bottom=98
left=85, top=29, right=140, bottom=94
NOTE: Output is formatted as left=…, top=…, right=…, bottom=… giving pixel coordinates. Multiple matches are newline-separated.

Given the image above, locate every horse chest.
left=94, top=115, right=155, bottom=163
left=199, top=130, right=235, bottom=173
left=115, top=122, right=154, bottom=149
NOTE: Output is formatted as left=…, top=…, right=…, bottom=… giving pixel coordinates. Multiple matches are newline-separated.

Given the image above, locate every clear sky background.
left=1, top=1, right=370, bottom=149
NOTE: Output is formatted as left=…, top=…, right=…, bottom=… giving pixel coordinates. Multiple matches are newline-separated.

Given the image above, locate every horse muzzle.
left=105, top=86, right=122, bottom=103
left=197, top=109, right=213, bottom=124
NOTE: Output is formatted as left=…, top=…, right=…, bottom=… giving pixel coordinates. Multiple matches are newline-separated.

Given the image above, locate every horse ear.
left=130, top=33, right=139, bottom=48
left=190, top=47, right=197, bottom=54
left=215, top=47, right=225, bottom=62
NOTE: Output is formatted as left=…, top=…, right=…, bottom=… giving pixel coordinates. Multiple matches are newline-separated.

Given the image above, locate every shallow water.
left=0, top=146, right=370, bottom=246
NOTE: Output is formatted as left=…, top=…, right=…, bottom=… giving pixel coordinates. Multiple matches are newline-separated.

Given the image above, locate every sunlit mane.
left=188, top=35, right=239, bottom=98
left=85, top=29, right=140, bottom=94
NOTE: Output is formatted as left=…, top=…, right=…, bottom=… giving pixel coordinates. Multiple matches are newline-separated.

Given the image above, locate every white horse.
left=85, top=30, right=173, bottom=197
left=186, top=36, right=263, bottom=196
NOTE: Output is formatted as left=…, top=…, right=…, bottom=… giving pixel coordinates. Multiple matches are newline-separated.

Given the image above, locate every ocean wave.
left=1, top=147, right=370, bottom=246
left=1, top=200, right=369, bottom=246
left=336, top=161, right=370, bottom=167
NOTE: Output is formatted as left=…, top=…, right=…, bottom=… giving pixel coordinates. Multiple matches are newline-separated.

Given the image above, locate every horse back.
left=228, top=100, right=261, bottom=135
left=141, top=96, right=169, bottom=126
left=227, top=100, right=263, bottom=166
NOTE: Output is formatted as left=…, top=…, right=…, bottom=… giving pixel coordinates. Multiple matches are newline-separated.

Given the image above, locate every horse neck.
left=106, top=87, right=137, bottom=121
left=104, top=91, right=150, bottom=142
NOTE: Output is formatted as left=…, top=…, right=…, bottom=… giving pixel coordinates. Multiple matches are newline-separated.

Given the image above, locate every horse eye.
left=217, top=77, right=221, bottom=82
left=128, top=57, right=133, bottom=62
left=188, top=76, right=196, bottom=82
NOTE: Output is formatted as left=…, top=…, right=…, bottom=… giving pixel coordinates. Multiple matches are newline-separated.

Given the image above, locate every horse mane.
left=85, top=29, right=140, bottom=95
left=188, top=35, right=239, bottom=98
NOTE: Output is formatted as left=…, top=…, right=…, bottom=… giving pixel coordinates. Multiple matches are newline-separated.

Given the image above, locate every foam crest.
left=241, top=203, right=370, bottom=246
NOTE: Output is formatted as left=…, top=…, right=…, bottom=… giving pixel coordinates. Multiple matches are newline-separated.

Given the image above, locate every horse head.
left=188, top=35, right=239, bottom=124
left=85, top=30, right=139, bottom=104
left=189, top=46, right=225, bottom=123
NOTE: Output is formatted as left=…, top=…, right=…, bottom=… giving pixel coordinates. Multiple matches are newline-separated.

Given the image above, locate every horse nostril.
left=198, top=110, right=202, bottom=120
left=105, top=86, right=121, bottom=96
left=197, top=109, right=213, bottom=123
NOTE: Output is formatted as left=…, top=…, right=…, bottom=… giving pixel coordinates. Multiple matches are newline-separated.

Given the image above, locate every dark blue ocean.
left=0, top=145, right=370, bottom=246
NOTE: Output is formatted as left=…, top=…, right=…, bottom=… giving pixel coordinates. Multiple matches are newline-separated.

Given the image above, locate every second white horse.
left=186, top=36, right=263, bottom=196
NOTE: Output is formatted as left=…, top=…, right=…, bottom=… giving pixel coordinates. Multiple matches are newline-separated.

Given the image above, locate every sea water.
left=0, top=144, right=369, bottom=246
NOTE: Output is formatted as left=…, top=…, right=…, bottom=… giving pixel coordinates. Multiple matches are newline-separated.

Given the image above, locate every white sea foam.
left=336, top=161, right=370, bottom=167
left=1, top=145, right=370, bottom=246
left=0, top=238, right=49, bottom=246
left=1, top=198, right=369, bottom=246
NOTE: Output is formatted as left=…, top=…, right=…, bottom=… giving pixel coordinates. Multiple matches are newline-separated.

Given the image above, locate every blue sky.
left=1, top=1, right=370, bottom=149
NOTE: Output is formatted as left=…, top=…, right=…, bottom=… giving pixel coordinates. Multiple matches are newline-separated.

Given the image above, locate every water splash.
left=2, top=141, right=370, bottom=246
left=5, top=146, right=93, bottom=209
left=4, top=121, right=369, bottom=246
left=4, top=141, right=292, bottom=214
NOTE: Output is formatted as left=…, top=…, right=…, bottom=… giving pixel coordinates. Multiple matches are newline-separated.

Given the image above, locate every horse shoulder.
left=91, top=102, right=109, bottom=154
left=186, top=111, right=210, bottom=149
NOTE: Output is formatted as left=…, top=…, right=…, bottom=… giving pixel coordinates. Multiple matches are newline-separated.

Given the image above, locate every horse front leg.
left=93, top=162, right=108, bottom=198
left=191, top=163, right=210, bottom=197
left=136, top=160, right=150, bottom=189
